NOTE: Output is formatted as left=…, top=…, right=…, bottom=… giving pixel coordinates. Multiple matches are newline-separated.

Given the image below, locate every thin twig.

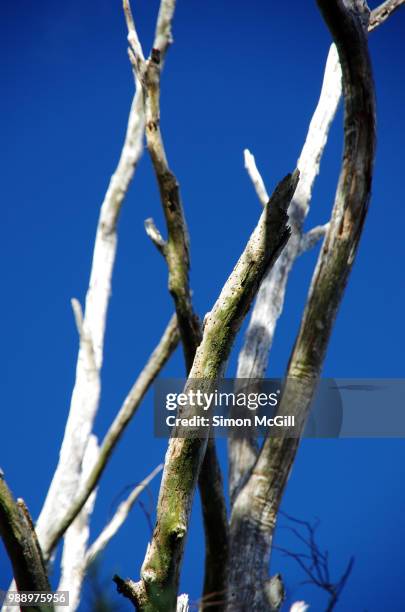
left=244, top=149, right=269, bottom=206
left=144, top=217, right=167, bottom=254
left=274, top=514, right=354, bottom=612
left=42, top=315, right=179, bottom=560
left=369, top=0, right=405, bottom=31
left=84, top=464, right=163, bottom=567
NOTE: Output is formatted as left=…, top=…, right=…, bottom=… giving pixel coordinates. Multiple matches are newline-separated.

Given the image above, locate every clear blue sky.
left=1, top=1, right=405, bottom=610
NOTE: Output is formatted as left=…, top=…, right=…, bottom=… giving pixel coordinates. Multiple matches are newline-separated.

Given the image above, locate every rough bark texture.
left=227, top=0, right=376, bottom=609
left=124, top=3, right=229, bottom=605
left=139, top=47, right=229, bottom=604
left=369, top=0, right=405, bottom=30
left=143, top=56, right=201, bottom=370
left=0, top=477, right=52, bottom=611
left=115, top=171, right=299, bottom=610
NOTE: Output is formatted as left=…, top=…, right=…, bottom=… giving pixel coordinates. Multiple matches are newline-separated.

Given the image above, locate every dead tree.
left=0, top=1, right=403, bottom=611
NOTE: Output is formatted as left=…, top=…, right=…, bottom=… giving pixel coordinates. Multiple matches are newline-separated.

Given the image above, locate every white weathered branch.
left=84, top=464, right=163, bottom=569
left=176, top=594, right=189, bottom=611
left=154, top=0, right=176, bottom=57
left=56, top=435, right=99, bottom=612
left=144, top=217, right=167, bottom=254
left=239, top=42, right=342, bottom=378
left=70, top=298, right=97, bottom=375
left=299, top=223, right=330, bottom=254
left=35, top=86, right=145, bottom=558
left=290, top=603, right=309, bottom=612
left=37, top=314, right=178, bottom=559
left=228, top=0, right=376, bottom=607
left=229, top=43, right=343, bottom=501
left=232, top=1, right=404, bottom=499
left=124, top=0, right=176, bottom=75
left=244, top=149, right=269, bottom=206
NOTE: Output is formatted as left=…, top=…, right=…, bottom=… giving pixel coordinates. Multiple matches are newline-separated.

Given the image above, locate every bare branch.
left=244, top=149, right=269, bottom=206
left=71, top=297, right=84, bottom=334
left=125, top=0, right=201, bottom=373
left=230, top=0, right=400, bottom=503
left=70, top=297, right=97, bottom=372
left=369, top=0, right=405, bottom=31
left=35, top=1, right=180, bottom=563
left=84, top=464, right=163, bottom=568
left=176, top=594, right=189, bottom=612
left=56, top=435, right=99, bottom=612
left=290, top=603, right=309, bottom=612
left=236, top=39, right=342, bottom=380
left=41, top=315, right=179, bottom=560
left=34, top=0, right=179, bottom=591
left=229, top=43, right=343, bottom=501
left=118, top=171, right=298, bottom=610
left=299, top=223, right=329, bottom=254
left=132, top=45, right=200, bottom=372
left=144, top=217, right=167, bottom=254
left=154, top=0, right=177, bottom=59
left=274, top=513, right=354, bottom=612
left=198, top=439, right=229, bottom=604
left=0, top=474, right=51, bottom=601
left=124, top=2, right=229, bottom=604
left=123, top=0, right=145, bottom=73
left=35, top=86, right=145, bottom=557
left=228, top=1, right=376, bottom=609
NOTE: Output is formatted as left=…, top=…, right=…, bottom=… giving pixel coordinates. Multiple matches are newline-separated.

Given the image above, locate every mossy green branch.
left=122, top=170, right=299, bottom=611
left=0, top=476, right=52, bottom=611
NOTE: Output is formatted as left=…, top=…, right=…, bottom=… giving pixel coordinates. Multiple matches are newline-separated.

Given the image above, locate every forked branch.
left=124, top=1, right=229, bottom=604
left=115, top=170, right=298, bottom=610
